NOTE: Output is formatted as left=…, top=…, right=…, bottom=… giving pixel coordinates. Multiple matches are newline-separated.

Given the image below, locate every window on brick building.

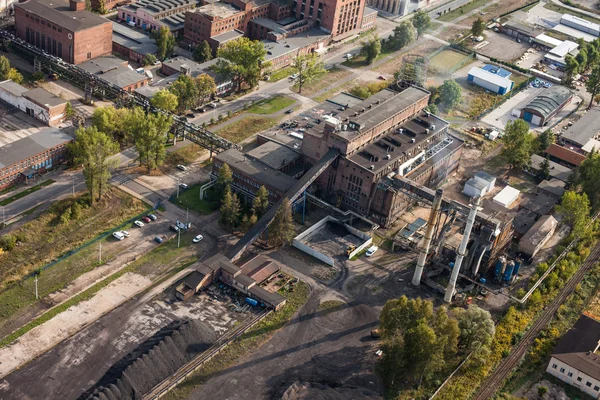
left=87, top=52, right=92, bottom=59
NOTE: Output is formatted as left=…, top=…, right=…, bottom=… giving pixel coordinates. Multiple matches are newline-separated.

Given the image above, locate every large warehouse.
left=467, top=65, right=514, bottom=95
left=519, top=86, right=573, bottom=126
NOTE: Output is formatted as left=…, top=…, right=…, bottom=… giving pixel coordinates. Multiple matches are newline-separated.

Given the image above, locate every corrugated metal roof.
left=522, top=86, right=572, bottom=118
left=467, top=67, right=513, bottom=89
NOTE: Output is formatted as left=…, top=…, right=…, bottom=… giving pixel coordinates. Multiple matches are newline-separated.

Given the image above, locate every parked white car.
left=112, top=231, right=125, bottom=240
left=134, top=220, right=145, bottom=227
left=193, top=234, right=204, bottom=243
left=366, top=245, right=379, bottom=257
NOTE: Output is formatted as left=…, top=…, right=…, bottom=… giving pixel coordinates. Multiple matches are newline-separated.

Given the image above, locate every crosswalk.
left=110, top=174, right=132, bottom=185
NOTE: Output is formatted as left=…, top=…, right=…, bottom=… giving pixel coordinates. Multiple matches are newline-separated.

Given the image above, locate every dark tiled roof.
left=552, top=315, right=600, bottom=381
left=16, top=0, right=110, bottom=32
left=546, top=143, right=586, bottom=166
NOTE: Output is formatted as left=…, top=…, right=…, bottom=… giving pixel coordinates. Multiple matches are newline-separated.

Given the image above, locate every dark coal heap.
left=81, top=319, right=216, bottom=400
left=281, top=381, right=381, bottom=400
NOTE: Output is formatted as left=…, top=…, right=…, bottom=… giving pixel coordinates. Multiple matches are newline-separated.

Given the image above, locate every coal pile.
left=281, top=381, right=381, bottom=400
left=82, top=319, right=216, bottom=400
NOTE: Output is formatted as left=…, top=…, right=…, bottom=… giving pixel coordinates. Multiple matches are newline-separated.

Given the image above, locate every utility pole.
left=1, top=206, right=4, bottom=227
left=177, top=178, right=180, bottom=199
left=35, top=274, right=38, bottom=300
left=177, top=228, right=181, bottom=248
left=99, top=240, right=102, bottom=263
left=186, top=207, right=189, bottom=223
left=72, top=174, right=75, bottom=197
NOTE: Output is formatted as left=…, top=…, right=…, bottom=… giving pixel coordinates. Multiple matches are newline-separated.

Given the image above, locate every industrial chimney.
left=70, top=0, right=86, bottom=11
left=444, top=196, right=482, bottom=303
left=412, top=188, right=444, bottom=286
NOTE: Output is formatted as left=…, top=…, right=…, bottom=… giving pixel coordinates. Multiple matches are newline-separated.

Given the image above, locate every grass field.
left=171, top=183, right=219, bottom=216
left=291, top=66, right=353, bottom=98
left=544, top=2, right=600, bottom=23
left=266, top=66, right=294, bottom=82
left=438, top=0, right=489, bottom=21
left=0, top=189, right=148, bottom=289
left=163, top=281, right=311, bottom=400
left=247, top=95, right=295, bottom=115
left=429, top=49, right=471, bottom=71
left=165, top=144, right=205, bottom=170
left=0, top=180, right=55, bottom=206
left=217, top=116, right=279, bottom=143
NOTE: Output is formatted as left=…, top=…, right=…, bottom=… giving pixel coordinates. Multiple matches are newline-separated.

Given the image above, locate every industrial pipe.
left=444, top=196, right=482, bottom=303
left=412, top=188, right=444, bottom=286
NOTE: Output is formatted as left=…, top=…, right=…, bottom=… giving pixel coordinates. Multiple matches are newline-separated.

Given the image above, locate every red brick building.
left=290, top=0, right=365, bottom=39
left=15, top=0, right=112, bottom=65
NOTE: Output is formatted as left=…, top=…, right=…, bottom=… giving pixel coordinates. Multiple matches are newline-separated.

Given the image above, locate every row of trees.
left=360, top=10, right=431, bottom=65
left=378, top=296, right=495, bottom=393
left=0, top=56, right=23, bottom=84
left=161, top=73, right=217, bottom=113
left=562, top=38, right=600, bottom=109
left=215, top=163, right=294, bottom=244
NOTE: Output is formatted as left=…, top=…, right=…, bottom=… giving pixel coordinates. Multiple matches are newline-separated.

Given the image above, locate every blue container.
left=245, top=297, right=258, bottom=307
left=449, top=262, right=455, bottom=268
left=513, top=261, right=521, bottom=277
left=494, top=259, right=505, bottom=277
left=503, top=262, right=515, bottom=282
left=479, top=278, right=487, bottom=284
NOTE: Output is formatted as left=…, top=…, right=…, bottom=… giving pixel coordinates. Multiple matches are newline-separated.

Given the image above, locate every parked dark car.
left=170, top=224, right=180, bottom=233
left=141, top=216, right=151, bottom=223
left=154, top=236, right=164, bottom=243
left=147, top=213, right=157, bottom=221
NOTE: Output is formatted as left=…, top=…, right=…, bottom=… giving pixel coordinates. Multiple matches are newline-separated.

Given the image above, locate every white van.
left=112, top=231, right=125, bottom=241
left=366, top=245, right=378, bottom=257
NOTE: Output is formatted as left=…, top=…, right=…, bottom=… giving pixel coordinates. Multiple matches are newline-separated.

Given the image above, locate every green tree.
left=576, top=48, right=588, bottom=71
left=69, top=126, right=119, bottom=204
left=455, top=305, right=495, bottom=364
left=64, top=101, right=75, bottom=120
left=586, top=65, right=600, bottom=110
left=153, top=26, right=175, bottom=60
left=252, top=185, right=270, bottom=218
left=360, top=34, right=381, bottom=64
left=151, top=89, right=178, bottom=112
left=576, top=151, right=600, bottom=210
left=390, top=21, right=416, bottom=50
left=426, top=103, right=439, bottom=114
left=133, top=112, right=172, bottom=173
left=216, top=162, right=233, bottom=198
left=538, top=385, right=548, bottom=398
left=215, top=37, right=269, bottom=91
left=471, top=17, right=485, bottom=37
left=290, top=52, right=326, bottom=94
left=556, top=191, right=591, bottom=237
left=501, top=119, right=535, bottom=170
left=60, top=207, right=72, bottom=225
left=437, top=79, right=462, bottom=111
left=412, top=10, right=431, bottom=39
left=142, top=54, right=157, bottom=66
left=91, top=106, right=130, bottom=142
left=170, top=74, right=199, bottom=113
left=95, top=0, right=107, bottom=14
left=195, top=73, right=217, bottom=106
left=536, top=129, right=554, bottom=152
left=193, top=40, right=213, bottom=63
left=220, top=187, right=241, bottom=228
left=0, top=56, right=10, bottom=80
left=240, top=213, right=258, bottom=233
left=269, top=198, right=294, bottom=246
left=538, top=156, right=551, bottom=180
left=85, top=0, right=91, bottom=11
left=563, top=55, right=580, bottom=85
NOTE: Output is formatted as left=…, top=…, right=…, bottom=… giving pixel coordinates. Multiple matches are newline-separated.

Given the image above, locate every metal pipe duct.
left=412, top=188, right=444, bottom=286
left=444, top=196, right=482, bottom=303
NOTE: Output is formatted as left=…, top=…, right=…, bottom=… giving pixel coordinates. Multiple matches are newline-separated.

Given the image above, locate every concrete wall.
left=0, top=84, right=50, bottom=125
left=293, top=215, right=336, bottom=266
left=344, top=220, right=372, bottom=258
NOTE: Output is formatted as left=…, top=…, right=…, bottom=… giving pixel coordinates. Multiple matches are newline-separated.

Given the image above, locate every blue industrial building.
left=467, top=64, right=514, bottom=95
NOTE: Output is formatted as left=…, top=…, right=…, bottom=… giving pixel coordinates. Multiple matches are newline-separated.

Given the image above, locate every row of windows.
left=0, top=157, right=59, bottom=185
left=25, top=27, right=66, bottom=60
left=24, top=13, right=63, bottom=33
left=0, top=147, right=66, bottom=177
left=551, top=363, right=600, bottom=391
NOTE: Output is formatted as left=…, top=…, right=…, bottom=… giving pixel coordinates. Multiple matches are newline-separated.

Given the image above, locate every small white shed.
left=474, top=171, right=496, bottom=192
left=464, top=178, right=488, bottom=197
left=493, top=186, right=520, bottom=208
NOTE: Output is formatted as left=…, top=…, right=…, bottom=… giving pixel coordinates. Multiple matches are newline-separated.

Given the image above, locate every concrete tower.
left=412, top=188, right=444, bottom=286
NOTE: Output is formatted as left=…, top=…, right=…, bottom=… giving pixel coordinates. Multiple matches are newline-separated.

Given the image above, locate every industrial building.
left=561, top=14, right=600, bottom=38
left=463, top=171, right=495, bottom=198
left=159, top=56, right=234, bottom=95
left=530, top=154, right=574, bottom=182
left=262, top=28, right=330, bottom=72
left=560, top=108, right=600, bottom=149
left=176, top=254, right=287, bottom=309
left=518, top=86, right=573, bottom=127
left=117, top=0, right=196, bottom=36
left=0, top=80, right=68, bottom=127
left=545, top=143, right=586, bottom=167
left=365, top=0, right=443, bottom=17
left=79, top=57, right=150, bottom=92
left=14, top=0, right=113, bottom=64
left=544, top=40, right=579, bottom=68
left=112, top=22, right=158, bottom=64
left=0, top=127, right=73, bottom=189
left=500, top=20, right=544, bottom=43
left=547, top=315, right=600, bottom=398
left=518, top=215, right=558, bottom=259
left=467, top=65, right=514, bottom=95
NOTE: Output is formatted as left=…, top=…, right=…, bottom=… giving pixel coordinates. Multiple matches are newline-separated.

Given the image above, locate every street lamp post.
left=1, top=206, right=4, bottom=227
left=177, top=178, right=180, bottom=199
left=72, top=174, right=75, bottom=197
left=177, top=228, right=181, bottom=248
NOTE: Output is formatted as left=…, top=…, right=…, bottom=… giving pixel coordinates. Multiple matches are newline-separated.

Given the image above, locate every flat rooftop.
left=263, top=28, right=330, bottom=60
left=78, top=56, right=126, bottom=74
left=0, top=80, right=27, bottom=97
left=246, top=141, right=300, bottom=170
left=162, top=56, right=220, bottom=75
left=112, top=23, right=159, bottom=55
left=215, top=148, right=297, bottom=193
left=24, top=88, right=66, bottom=108
left=211, top=29, right=244, bottom=44
left=348, top=111, right=449, bottom=173
left=0, top=127, right=73, bottom=169
left=16, top=0, right=110, bottom=32
left=561, top=108, right=600, bottom=147
left=193, top=2, right=241, bottom=18
left=121, top=0, right=196, bottom=15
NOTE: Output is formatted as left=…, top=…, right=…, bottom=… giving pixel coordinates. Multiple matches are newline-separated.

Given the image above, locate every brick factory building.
left=118, top=0, right=197, bottom=36
left=0, top=127, right=73, bottom=189
left=15, top=0, right=112, bottom=65
left=79, top=56, right=150, bottom=91
left=112, top=22, right=158, bottom=64
left=212, top=85, right=463, bottom=227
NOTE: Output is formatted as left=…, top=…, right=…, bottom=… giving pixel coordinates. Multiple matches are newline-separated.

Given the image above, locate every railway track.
left=143, top=308, right=271, bottom=399
left=471, top=241, right=600, bottom=400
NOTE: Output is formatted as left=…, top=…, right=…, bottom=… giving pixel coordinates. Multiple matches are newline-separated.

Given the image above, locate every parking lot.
left=473, top=30, right=531, bottom=62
